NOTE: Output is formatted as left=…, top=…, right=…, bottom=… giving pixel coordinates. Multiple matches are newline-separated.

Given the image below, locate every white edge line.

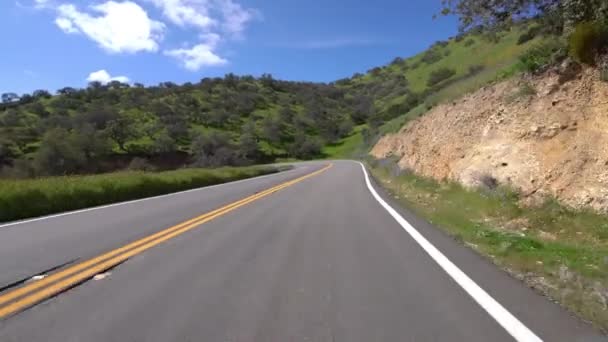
left=358, top=162, right=542, bottom=342
left=0, top=166, right=303, bottom=229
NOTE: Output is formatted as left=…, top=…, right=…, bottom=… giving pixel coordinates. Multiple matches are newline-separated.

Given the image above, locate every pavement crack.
left=0, top=258, right=80, bottom=294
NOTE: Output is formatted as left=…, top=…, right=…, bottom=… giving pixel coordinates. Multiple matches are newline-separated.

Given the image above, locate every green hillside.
left=0, top=23, right=549, bottom=177
left=336, top=23, right=547, bottom=134
left=0, top=76, right=358, bottom=176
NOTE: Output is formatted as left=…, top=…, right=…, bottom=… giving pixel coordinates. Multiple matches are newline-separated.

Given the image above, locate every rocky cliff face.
left=371, top=66, right=608, bottom=212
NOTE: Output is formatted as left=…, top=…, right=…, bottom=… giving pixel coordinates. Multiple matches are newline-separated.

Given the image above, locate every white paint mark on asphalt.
left=93, top=273, right=110, bottom=280
left=358, top=162, right=543, bottom=342
left=26, top=275, right=47, bottom=283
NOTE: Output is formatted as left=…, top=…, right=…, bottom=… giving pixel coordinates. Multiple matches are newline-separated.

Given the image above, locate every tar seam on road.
left=0, top=166, right=303, bottom=229
left=0, top=164, right=331, bottom=319
left=358, top=162, right=543, bottom=342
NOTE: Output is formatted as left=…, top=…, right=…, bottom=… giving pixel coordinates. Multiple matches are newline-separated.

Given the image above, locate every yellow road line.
left=0, top=164, right=332, bottom=319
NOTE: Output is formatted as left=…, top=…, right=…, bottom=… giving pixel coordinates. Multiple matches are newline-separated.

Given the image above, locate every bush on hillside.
left=517, top=26, right=541, bottom=45
left=464, top=39, right=475, bottom=47
left=427, top=67, right=457, bottom=87
left=421, top=49, right=443, bottom=64
left=468, top=64, right=485, bottom=76
left=519, top=40, right=566, bottom=73
left=569, top=21, right=608, bottom=64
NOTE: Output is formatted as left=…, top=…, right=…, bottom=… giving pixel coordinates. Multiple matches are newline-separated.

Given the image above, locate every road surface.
left=0, top=161, right=602, bottom=341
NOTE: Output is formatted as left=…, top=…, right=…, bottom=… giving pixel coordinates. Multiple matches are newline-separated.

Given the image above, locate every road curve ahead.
left=0, top=161, right=602, bottom=342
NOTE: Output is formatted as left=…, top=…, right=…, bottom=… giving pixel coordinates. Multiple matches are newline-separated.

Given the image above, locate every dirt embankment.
left=371, top=66, right=608, bottom=212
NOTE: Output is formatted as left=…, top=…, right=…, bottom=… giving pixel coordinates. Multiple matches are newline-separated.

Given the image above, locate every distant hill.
left=336, top=23, right=546, bottom=136
left=0, top=23, right=546, bottom=177
left=0, top=75, right=358, bottom=176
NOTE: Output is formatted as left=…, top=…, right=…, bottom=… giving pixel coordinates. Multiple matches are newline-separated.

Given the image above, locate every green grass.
left=369, top=159, right=608, bottom=332
left=0, top=166, right=285, bottom=223
left=379, top=104, right=427, bottom=134
left=322, top=125, right=366, bottom=159
left=346, top=25, right=549, bottom=130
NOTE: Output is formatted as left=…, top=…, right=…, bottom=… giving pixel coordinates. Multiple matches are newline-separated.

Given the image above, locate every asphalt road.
left=0, top=161, right=603, bottom=342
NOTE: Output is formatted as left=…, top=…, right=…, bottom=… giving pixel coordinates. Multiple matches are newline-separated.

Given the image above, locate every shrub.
left=464, top=39, right=475, bottom=47
left=128, top=157, right=155, bottom=171
left=569, top=21, right=608, bottom=64
left=506, top=82, right=537, bottom=102
left=421, top=49, right=443, bottom=64
left=519, top=40, right=565, bottom=73
left=468, top=64, right=485, bottom=76
left=517, top=26, right=540, bottom=45
left=433, top=40, right=449, bottom=48
left=427, top=67, right=457, bottom=87
left=32, top=128, right=86, bottom=176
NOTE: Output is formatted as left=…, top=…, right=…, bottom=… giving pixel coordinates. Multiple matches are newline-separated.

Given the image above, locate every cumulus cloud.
left=164, top=34, right=227, bottom=70
left=55, top=1, right=165, bottom=53
left=145, top=0, right=215, bottom=29
left=145, top=0, right=255, bottom=35
left=36, top=0, right=258, bottom=70
left=86, top=70, right=130, bottom=84
left=217, top=0, right=255, bottom=37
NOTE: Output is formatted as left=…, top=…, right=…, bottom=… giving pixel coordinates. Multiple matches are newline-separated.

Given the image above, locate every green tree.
left=289, top=132, right=322, bottom=159
left=191, top=132, right=237, bottom=167
left=440, top=0, right=608, bottom=33
left=32, top=128, right=86, bottom=175
left=1, top=93, right=19, bottom=103
left=106, top=115, right=139, bottom=152
left=238, top=120, right=262, bottom=162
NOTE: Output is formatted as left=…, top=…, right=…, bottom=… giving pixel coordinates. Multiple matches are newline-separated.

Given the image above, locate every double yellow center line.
left=0, top=163, right=332, bottom=319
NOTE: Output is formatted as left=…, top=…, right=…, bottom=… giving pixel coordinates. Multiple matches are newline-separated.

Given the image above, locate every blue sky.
left=1, top=0, right=458, bottom=95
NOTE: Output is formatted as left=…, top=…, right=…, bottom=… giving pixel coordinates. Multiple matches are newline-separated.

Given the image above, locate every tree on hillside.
left=351, top=96, right=374, bottom=124
left=72, top=124, right=111, bottom=161
left=191, top=132, right=238, bottom=167
left=151, top=130, right=177, bottom=154
left=289, top=132, right=322, bottom=159
left=106, top=115, right=139, bottom=152
left=1, top=93, right=19, bottom=104
left=32, top=89, right=51, bottom=99
left=238, top=120, right=262, bottom=162
left=32, top=128, right=86, bottom=175
left=57, top=87, right=77, bottom=96
left=440, top=0, right=608, bottom=33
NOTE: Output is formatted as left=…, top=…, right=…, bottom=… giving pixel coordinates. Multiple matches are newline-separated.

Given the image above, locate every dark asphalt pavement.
left=0, top=161, right=603, bottom=341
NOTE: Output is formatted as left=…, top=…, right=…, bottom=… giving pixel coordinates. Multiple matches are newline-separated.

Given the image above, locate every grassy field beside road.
left=0, top=166, right=285, bottom=223
left=368, top=158, right=608, bottom=333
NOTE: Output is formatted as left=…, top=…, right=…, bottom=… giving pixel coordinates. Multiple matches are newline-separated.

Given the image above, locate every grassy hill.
left=335, top=23, right=548, bottom=137
left=0, top=76, right=358, bottom=176
left=0, top=23, right=549, bottom=176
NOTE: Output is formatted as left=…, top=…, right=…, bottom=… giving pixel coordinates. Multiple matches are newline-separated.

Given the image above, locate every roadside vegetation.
left=0, top=76, right=362, bottom=177
left=368, top=158, right=608, bottom=332
left=359, top=0, right=608, bottom=332
left=0, top=165, right=284, bottom=223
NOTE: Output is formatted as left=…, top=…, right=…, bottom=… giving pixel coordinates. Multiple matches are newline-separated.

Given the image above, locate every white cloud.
left=55, top=17, right=77, bottom=33
left=145, top=0, right=215, bottom=29
left=217, top=0, right=254, bottom=37
left=55, top=1, right=165, bottom=54
left=164, top=34, right=227, bottom=70
left=36, top=0, right=257, bottom=71
left=145, top=0, right=255, bottom=35
left=86, top=70, right=130, bottom=84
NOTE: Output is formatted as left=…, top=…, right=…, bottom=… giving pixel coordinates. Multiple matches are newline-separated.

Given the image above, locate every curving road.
left=0, top=161, right=602, bottom=341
